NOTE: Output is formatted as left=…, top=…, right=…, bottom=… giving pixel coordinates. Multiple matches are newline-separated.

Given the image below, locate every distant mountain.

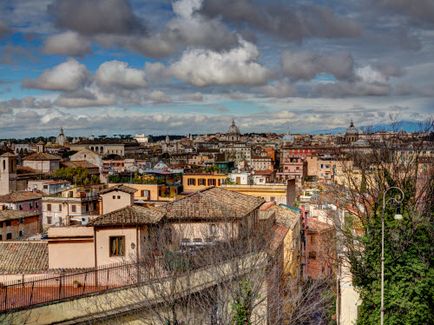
left=309, top=121, right=427, bottom=135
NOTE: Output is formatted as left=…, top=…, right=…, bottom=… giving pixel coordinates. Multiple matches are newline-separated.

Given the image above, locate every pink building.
left=0, top=191, right=42, bottom=213
left=277, top=156, right=307, bottom=182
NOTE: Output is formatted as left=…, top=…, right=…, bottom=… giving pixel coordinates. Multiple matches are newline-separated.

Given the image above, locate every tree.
left=322, top=122, right=434, bottom=324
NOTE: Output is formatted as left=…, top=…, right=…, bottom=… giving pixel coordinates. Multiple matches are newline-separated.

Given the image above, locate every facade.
left=23, top=152, right=61, bottom=173
left=0, top=209, right=40, bottom=240
left=251, top=155, right=273, bottom=171
left=99, top=184, right=136, bottom=215
left=182, top=173, right=228, bottom=192
left=70, top=149, right=102, bottom=169
left=42, top=187, right=99, bottom=228
left=221, top=183, right=289, bottom=205
left=0, top=152, right=17, bottom=195
left=0, top=191, right=42, bottom=213
left=27, top=180, right=71, bottom=195
left=277, top=156, right=307, bottom=182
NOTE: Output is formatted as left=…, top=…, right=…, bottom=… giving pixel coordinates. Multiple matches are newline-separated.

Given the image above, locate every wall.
left=0, top=216, right=40, bottom=241
left=182, top=174, right=227, bottom=192
left=222, top=184, right=287, bottom=205
left=100, top=190, right=133, bottom=215
left=170, top=221, right=239, bottom=244
left=95, top=228, right=138, bottom=267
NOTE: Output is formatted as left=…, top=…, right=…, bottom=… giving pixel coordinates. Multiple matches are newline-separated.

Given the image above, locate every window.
left=109, top=236, right=125, bottom=256
left=270, top=196, right=276, bottom=202
left=35, top=202, right=39, bottom=208
left=209, top=224, right=217, bottom=236
left=47, top=216, right=52, bottom=224
left=0, top=235, right=2, bottom=240
left=19, top=205, right=22, bottom=210
left=6, top=233, right=12, bottom=240
left=58, top=204, right=62, bottom=212
left=112, top=195, right=116, bottom=199
left=187, top=178, right=196, bottom=186
left=117, top=195, right=120, bottom=199
left=47, top=204, right=51, bottom=212
left=29, top=203, right=33, bottom=209
left=208, top=179, right=216, bottom=186
left=19, top=218, right=24, bottom=224
left=198, top=178, right=206, bottom=186
left=71, top=205, right=76, bottom=213
left=5, top=220, right=11, bottom=227
left=308, top=251, right=317, bottom=259
left=19, top=230, right=23, bottom=237
left=59, top=217, right=63, bottom=225
left=43, top=185, right=48, bottom=189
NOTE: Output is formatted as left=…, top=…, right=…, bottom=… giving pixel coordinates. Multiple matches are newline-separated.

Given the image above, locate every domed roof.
left=228, top=119, right=240, bottom=135
left=345, top=120, right=359, bottom=135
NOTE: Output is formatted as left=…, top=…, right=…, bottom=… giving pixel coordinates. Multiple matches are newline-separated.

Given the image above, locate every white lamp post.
left=380, top=186, right=404, bottom=325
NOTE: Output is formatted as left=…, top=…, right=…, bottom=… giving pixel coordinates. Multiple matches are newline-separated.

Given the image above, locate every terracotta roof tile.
left=158, top=187, right=265, bottom=220
left=0, top=242, right=48, bottom=274
left=99, top=184, right=137, bottom=195
left=0, top=191, right=42, bottom=203
left=24, top=152, right=61, bottom=161
left=0, top=210, right=40, bottom=222
left=90, top=205, right=164, bottom=227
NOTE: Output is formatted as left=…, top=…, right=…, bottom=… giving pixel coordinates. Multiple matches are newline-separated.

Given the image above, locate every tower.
left=0, top=152, right=17, bottom=195
left=56, top=127, right=66, bottom=146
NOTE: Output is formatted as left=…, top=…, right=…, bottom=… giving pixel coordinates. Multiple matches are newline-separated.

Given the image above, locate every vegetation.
left=52, top=167, right=99, bottom=185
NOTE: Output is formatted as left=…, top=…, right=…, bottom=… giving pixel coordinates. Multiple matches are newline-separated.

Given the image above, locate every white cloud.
left=170, top=39, right=269, bottom=86
left=23, top=59, right=89, bottom=91
left=43, top=31, right=91, bottom=56
left=355, top=65, right=388, bottom=84
left=148, top=90, right=171, bottom=103
left=95, top=60, right=147, bottom=89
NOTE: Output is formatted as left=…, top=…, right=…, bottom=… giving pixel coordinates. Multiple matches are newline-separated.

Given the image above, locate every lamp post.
left=380, top=186, right=404, bottom=325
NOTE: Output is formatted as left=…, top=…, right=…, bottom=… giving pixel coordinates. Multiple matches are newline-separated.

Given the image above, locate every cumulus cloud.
left=170, top=39, right=270, bottom=86
left=355, top=66, right=388, bottom=83
left=55, top=88, right=116, bottom=107
left=377, top=0, right=434, bottom=25
left=23, top=59, right=89, bottom=91
left=313, top=81, right=391, bottom=97
left=281, top=51, right=354, bottom=81
left=148, top=90, right=171, bottom=103
left=182, top=92, right=204, bottom=101
left=260, top=80, right=297, bottom=98
left=95, top=61, right=147, bottom=89
left=199, top=0, right=361, bottom=41
left=48, top=0, right=145, bottom=35
left=92, top=0, right=237, bottom=58
left=43, top=31, right=91, bottom=56
left=0, top=97, right=53, bottom=109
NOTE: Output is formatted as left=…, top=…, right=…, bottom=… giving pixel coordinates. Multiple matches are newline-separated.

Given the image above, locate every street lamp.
left=380, top=186, right=404, bottom=325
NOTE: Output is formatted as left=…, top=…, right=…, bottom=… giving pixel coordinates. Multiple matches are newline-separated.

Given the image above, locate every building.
left=99, top=184, right=136, bottom=214
left=23, top=152, right=61, bottom=173
left=41, top=187, right=100, bottom=228
left=0, top=152, right=17, bottom=195
left=27, top=180, right=71, bottom=195
left=56, top=127, right=66, bottom=147
left=0, top=191, right=42, bottom=213
left=225, top=119, right=241, bottom=142
left=70, top=149, right=102, bottom=169
left=0, top=209, right=41, bottom=240
left=277, top=156, right=307, bottom=183
left=221, top=183, right=290, bottom=205
left=182, top=173, right=228, bottom=192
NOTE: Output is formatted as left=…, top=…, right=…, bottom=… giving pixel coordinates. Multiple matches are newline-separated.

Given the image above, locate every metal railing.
left=0, top=242, right=265, bottom=313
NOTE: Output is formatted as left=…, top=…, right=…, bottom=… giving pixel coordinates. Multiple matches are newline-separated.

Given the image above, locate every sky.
left=0, top=0, right=433, bottom=138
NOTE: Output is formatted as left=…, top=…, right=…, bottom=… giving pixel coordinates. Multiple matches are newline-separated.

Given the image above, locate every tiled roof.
left=307, top=218, right=334, bottom=233
left=157, top=187, right=265, bottom=220
left=99, top=184, right=137, bottom=195
left=0, top=242, right=48, bottom=274
left=24, top=152, right=61, bottom=161
left=0, top=210, right=39, bottom=222
left=89, top=205, right=164, bottom=227
left=270, top=205, right=299, bottom=229
left=0, top=191, right=42, bottom=203
left=0, top=152, right=16, bottom=158
left=62, top=160, right=99, bottom=169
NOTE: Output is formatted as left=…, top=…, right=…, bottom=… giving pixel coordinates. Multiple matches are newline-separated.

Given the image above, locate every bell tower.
left=0, top=152, right=17, bottom=195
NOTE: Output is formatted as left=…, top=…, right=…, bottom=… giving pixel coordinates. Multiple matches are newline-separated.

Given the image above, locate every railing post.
left=29, top=281, right=35, bottom=305
left=58, top=273, right=63, bottom=299
left=106, top=268, right=110, bottom=290
left=82, top=272, right=87, bottom=294
left=3, top=286, right=7, bottom=311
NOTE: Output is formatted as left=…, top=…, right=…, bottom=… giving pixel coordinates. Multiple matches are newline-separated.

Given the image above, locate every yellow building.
left=108, top=183, right=180, bottom=203
left=182, top=174, right=228, bottom=192
left=221, top=184, right=288, bottom=205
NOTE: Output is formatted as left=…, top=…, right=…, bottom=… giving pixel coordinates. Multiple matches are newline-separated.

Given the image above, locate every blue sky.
left=0, top=0, right=433, bottom=138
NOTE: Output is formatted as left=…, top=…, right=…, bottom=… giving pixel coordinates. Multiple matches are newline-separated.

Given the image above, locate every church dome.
left=345, top=120, right=359, bottom=135
left=228, top=119, right=240, bottom=135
